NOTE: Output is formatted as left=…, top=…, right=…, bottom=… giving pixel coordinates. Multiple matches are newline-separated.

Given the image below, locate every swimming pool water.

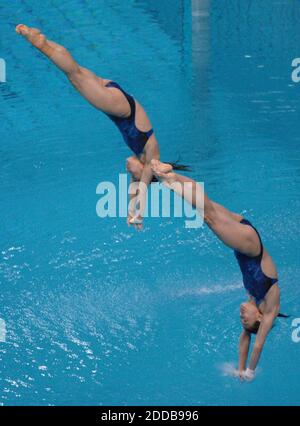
left=0, top=0, right=300, bottom=405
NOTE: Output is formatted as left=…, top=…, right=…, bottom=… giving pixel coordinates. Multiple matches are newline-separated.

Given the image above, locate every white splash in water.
left=176, top=283, right=242, bottom=298
left=219, top=362, right=261, bottom=380
left=219, top=362, right=240, bottom=378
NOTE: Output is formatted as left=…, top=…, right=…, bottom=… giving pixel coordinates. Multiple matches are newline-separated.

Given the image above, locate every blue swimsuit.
left=105, top=81, right=154, bottom=156
left=234, top=219, right=278, bottom=305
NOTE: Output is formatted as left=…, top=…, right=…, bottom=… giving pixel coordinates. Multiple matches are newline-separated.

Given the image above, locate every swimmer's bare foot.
left=16, top=24, right=53, bottom=56
left=151, top=159, right=174, bottom=182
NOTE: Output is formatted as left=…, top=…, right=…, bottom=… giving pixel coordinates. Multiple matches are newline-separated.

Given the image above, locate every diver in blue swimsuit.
left=104, top=81, right=154, bottom=157
left=151, top=159, right=286, bottom=382
left=16, top=24, right=188, bottom=229
left=234, top=219, right=278, bottom=306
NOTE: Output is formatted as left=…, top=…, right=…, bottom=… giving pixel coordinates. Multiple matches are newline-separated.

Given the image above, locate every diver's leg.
left=151, top=160, right=260, bottom=256
left=126, top=156, right=145, bottom=181
left=16, top=25, right=130, bottom=116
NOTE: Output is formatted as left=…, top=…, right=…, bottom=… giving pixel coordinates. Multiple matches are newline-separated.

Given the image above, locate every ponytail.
left=277, top=313, right=290, bottom=318
left=166, top=161, right=192, bottom=172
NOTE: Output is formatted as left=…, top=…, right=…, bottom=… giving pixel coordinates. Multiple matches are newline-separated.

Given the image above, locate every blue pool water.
left=1, top=0, right=300, bottom=406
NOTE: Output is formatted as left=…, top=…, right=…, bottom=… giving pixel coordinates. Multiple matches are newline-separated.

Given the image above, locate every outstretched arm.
left=241, top=312, right=276, bottom=382
left=249, top=316, right=274, bottom=367
left=245, top=286, right=279, bottom=379
left=238, top=329, right=251, bottom=374
left=129, top=140, right=160, bottom=229
left=248, top=314, right=277, bottom=371
left=132, top=163, right=154, bottom=222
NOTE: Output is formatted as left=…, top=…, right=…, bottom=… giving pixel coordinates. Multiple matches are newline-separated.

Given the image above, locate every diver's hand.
left=127, top=214, right=134, bottom=227
left=129, top=215, right=143, bottom=231
left=232, top=369, right=244, bottom=380
left=242, top=368, right=255, bottom=382
left=127, top=213, right=143, bottom=230
left=232, top=369, right=252, bottom=381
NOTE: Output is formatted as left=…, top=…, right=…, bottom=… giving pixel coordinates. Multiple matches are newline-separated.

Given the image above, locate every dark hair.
left=246, top=320, right=261, bottom=335
left=246, top=313, right=289, bottom=335
left=166, top=161, right=192, bottom=172
left=278, top=313, right=290, bottom=318
left=150, top=161, right=191, bottom=183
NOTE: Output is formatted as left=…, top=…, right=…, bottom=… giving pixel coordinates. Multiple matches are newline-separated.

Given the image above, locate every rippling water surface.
left=0, top=0, right=300, bottom=405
